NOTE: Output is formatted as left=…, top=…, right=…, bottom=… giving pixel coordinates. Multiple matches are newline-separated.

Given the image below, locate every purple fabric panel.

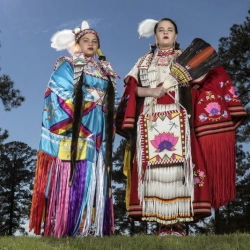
left=66, top=161, right=87, bottom=235
left=103, top=193, right=111, bottom=235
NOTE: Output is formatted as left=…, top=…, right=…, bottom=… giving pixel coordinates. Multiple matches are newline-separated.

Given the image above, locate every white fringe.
left=142, top=165, right=193, bottom=224
left=79, top=150, right=106, bottom=237
left=137, top=120, right=144, bottom=203
left=81, top=161, right=96, bottom=236
left=94, top=151, right=106, bottom=237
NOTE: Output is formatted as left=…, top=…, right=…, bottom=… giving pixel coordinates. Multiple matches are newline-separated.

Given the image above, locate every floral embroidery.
left=225, top=94, right=231, bottom=102
left=150, top=132, right=178, bottom=152
left=199, top=103, right=227, bottom=122
left=219, top=81, right=224, bottom=88
left=198, top=98, right=204, bottom=105
left=218, top=80, right=229, bottom=88
left=225, top=87, right=241, bottom=103
left=199, top=113, right=207, bottom=122
left=205, top=91, right=215, bottom=100
left=194, top=169, right=206, bottom=187
left=229, top=86, right=238, bottom=97
left=222, top=110, right=228, bottom=118
left=204, top=102, right=221, bottom=116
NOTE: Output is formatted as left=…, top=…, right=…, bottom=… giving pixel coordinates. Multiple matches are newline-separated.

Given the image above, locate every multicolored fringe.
left=29, top=151, right=56, bottom=235
left=45, top=159, right=70, bottom=237
left=29, top=150, right=114, bottom=237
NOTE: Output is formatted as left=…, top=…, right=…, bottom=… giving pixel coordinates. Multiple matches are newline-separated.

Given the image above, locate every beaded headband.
left=74, top=28, right=100, bottom=44
left=51, top=20, right=100, bottom=51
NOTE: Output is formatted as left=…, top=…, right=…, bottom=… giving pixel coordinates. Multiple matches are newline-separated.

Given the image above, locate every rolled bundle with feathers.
left=170, top=38, right=221, bottom=85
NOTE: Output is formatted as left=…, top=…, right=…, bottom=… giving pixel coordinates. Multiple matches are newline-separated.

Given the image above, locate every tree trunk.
left=9, top=182, right=15, bottom=235
left=130, top=220, right=135, bottom=236
left=215, top=209, right=221, bottom=235
left=185, top=223, right=189, bottom=235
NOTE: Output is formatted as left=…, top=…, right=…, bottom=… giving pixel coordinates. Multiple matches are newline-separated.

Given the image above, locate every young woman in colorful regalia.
left=29, top=21, right=121, bottom=237
left=116, top=18, right=246, bottom=236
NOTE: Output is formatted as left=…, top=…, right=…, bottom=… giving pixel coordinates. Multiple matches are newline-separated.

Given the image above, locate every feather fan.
left=170, top=38, right=221, bottom=84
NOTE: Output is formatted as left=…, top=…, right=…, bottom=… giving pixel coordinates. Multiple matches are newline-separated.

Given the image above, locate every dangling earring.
left=173, top=40, right=176, bottom=50
left=156, top=40, right=159, bottom=48
left=74, top=43, right=81, bottom=54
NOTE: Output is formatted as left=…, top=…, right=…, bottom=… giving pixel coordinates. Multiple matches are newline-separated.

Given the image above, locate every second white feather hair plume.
left=81, top=21, right=89, bottom=30
left=138, top=19, right=158, bottom=38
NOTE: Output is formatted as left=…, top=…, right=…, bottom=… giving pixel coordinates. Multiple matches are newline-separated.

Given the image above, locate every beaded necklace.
left=157, top=48, right=176, bottom=57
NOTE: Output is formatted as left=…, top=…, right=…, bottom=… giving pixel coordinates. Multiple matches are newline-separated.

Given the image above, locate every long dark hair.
left=69, top=54, right=115, bottom=188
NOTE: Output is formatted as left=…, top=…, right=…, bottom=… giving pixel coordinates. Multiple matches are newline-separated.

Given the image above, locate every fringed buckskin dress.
left=116, top=48, right=246, bottom=225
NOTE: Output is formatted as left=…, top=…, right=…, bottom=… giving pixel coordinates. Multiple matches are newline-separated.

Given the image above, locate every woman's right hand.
left=150, top=86, right=168, bottom=98
left=136, top=86, right=168, bottom=98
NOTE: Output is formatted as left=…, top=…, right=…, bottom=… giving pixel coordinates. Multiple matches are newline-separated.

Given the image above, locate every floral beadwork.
left=193, top=169, right=206, bottom=187
left=150, top=132, right=179, bottom=152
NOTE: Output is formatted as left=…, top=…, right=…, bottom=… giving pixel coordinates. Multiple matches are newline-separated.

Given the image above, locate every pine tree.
left=0, top=36, right=29, bottom=235
left=0, top=141, right=37, bottom=235
left=112, top=139, right=130, bottom=234
left=0, top=74, right=25, bottom=111
left=218, top=10, right=250, bottom=142
left=0, top=37, right=25, bottom=148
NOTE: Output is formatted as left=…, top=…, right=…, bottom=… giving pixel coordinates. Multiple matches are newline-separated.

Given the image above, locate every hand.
left=135, top=86, right=168, bottom=98
left=151, top=86, right=168, bottom=98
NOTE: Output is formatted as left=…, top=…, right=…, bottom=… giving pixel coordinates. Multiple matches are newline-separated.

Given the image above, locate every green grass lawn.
left=0, top=234, right=250, bottom=250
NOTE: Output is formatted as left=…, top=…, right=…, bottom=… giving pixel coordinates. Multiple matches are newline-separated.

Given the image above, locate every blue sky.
left=0, top=0, right=249, bottom=151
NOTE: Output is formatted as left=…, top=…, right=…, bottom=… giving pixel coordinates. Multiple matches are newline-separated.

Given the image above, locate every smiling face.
left=78, top=33, right=99, bottom=57
left=154, top=20, right=177, bottom=49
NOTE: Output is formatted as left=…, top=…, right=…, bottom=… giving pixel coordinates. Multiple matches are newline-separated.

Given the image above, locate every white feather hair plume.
left=51, top=29, right=75, bottom=51
left=51, top=20, right=91, bottom=51
left=138, top=19, right=158, bottom=39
